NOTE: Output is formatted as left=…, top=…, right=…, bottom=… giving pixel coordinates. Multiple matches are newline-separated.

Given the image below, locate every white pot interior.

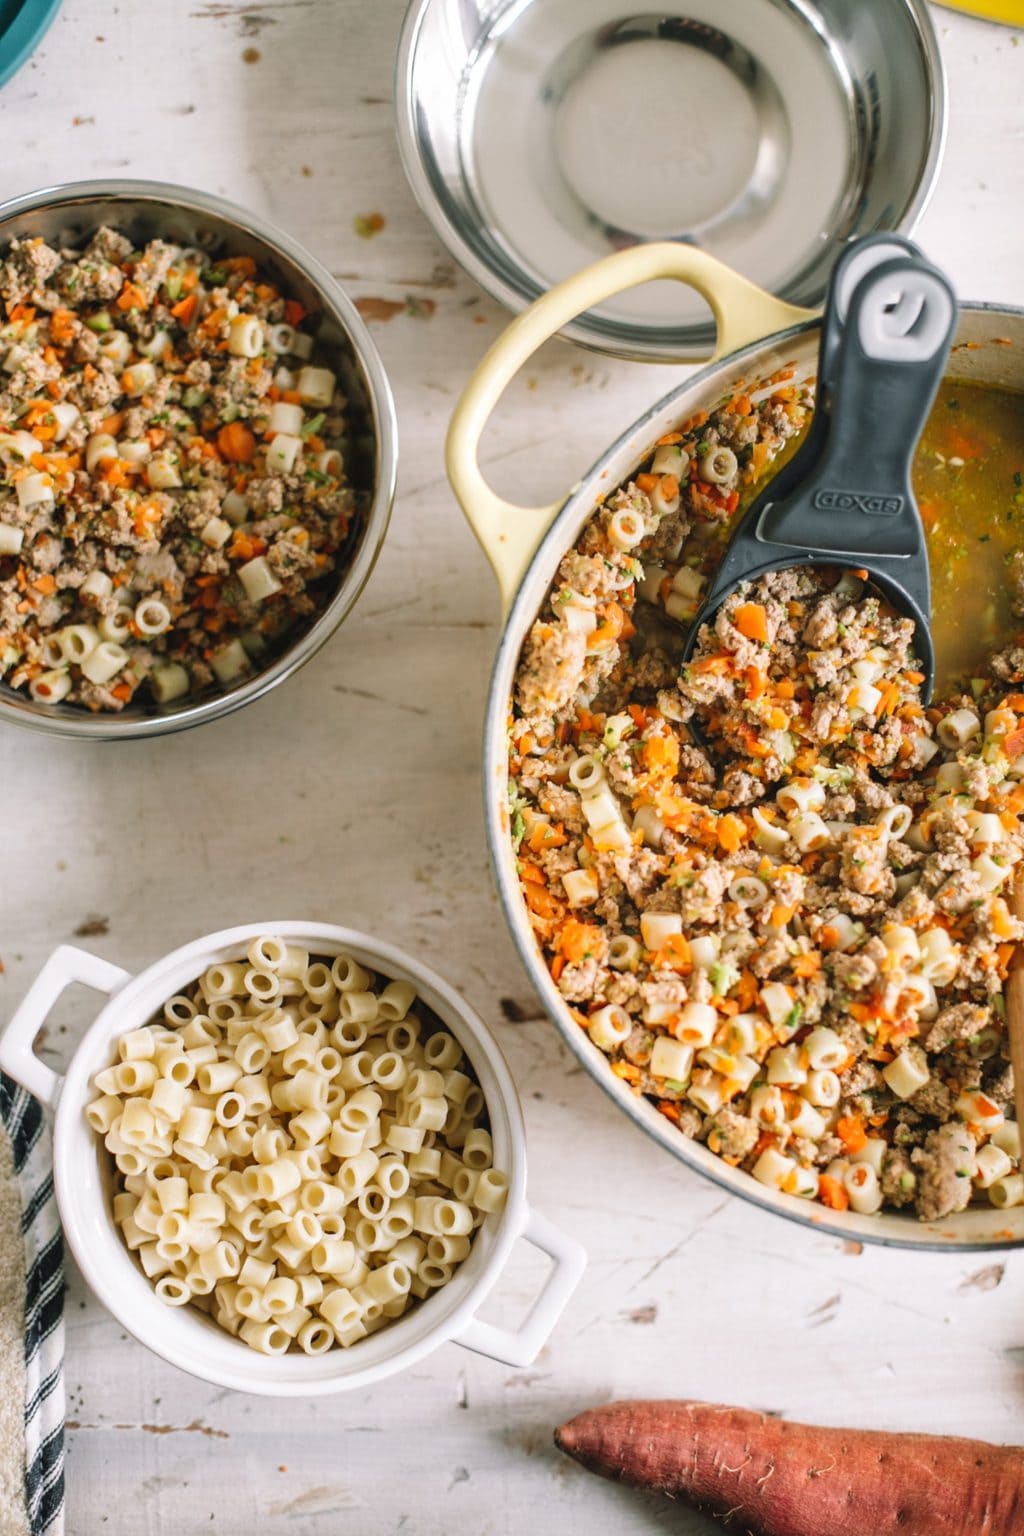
left=487, top=308, right=1024, bottom=1251
left=53, top=922, right=526, bottom=1393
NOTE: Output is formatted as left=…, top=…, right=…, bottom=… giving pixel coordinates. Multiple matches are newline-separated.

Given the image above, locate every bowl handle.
left=455, top=1205, right=586, bottom=1368
left=0, top=944, right=132, bottom=1110
left=446, top=242, right=813, bottom=613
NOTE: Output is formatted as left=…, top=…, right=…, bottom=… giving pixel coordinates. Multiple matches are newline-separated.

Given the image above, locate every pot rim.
left=483, top=300, right=1024, bottom=1253
left=0, top=179, right=399, bottom=741
left=47, top=921, right=531, bottom=1394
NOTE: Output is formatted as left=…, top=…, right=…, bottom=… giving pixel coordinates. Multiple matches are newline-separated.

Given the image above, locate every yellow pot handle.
left=446, top=241, right=814, bottom=612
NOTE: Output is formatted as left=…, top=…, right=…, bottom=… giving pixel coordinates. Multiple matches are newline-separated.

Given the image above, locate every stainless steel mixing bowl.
left=397, top=0, right=946, bottom=361
left=0, top=180, right=398, bottom=740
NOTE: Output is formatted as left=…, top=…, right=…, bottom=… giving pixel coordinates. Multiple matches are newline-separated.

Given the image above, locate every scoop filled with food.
left=682, top=243, right=958, bottom=700
left=447, top=239, right=1024, bottom=1248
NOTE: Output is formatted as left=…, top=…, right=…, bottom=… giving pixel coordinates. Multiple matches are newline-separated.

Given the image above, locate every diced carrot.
left=97, top=410, right=125, bottom=438
left=775, top=677, right=796, bottom=699
left=990, top=897, right=1016, bottom=940
left=170, top=294, right=199, bottom=327
left=836, top=1115, right=868, bottom=1154
left=528, top=821, right=567, bottom=853
left=523, top=881, right=564, bottom=922
left=587, top=601, right=629, bottom=651
left=875, top=681, right=900, bottom=718
left=222, top=255, right=257, bottom=277
left=116, top=280, right=148, bottom=312
left=556, top=919, right=607, bottom=965
left=1003, top=727, right=1024, bottom=760
left=283, top=299, right=306, bottom=327
left=549, top=954, right=565, bottom=983
left=770, top=904, right=795, bottom=928
left=655, top=431, right=682, bottom=446
left=217, top=421, right=257, bottom=463
left=30, top=574, right=56, bottom=595
left=611, top=1060, right=640, bottom=1085
left=48, top=308, right=77, bottom=345
left=717, top=814, right=745, bottom=854
left=737, top=970, right=759, bottom=1010
left=643, top=734, right=680, bottom=776
left=102, top=460, right=129, bottom=488
left=792, top=951, right=821, bottom=979
left=734, top=602, right=768, bottom=643
left=653, top=935, right=692, bottom=975
left=818, top=1174, right=849, bottom=1211
left=744, top=665, right=766, bottom=699
left=111, top=682, right=133, bottom=703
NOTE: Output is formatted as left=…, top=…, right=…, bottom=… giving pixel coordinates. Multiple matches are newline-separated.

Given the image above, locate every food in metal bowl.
left=507, top=376, right=1024, bottom=1222
left=0, top=227, right=361, bottom=712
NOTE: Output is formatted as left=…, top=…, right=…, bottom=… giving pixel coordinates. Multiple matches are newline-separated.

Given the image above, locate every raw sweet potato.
left=555, top=1400, right=1024, bottom=1535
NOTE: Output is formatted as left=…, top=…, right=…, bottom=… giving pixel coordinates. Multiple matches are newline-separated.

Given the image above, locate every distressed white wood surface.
left=0, top=2, right=1023, bottom=1531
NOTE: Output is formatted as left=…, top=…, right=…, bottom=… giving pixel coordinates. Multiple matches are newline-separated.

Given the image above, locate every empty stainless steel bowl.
left=0, top=180, right=398, bottom=740
left=396, top=0, right=946, bottom=360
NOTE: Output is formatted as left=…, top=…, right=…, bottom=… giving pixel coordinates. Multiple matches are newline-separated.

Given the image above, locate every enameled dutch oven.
left=446, top=242, right=1024, bottom=1251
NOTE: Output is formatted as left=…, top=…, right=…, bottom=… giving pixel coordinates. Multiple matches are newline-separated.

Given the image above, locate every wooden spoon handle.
left=1006, top=871, right=1024, bottom=1137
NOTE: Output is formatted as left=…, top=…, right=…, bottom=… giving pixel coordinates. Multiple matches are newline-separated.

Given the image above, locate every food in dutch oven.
left=0, top=229, right=359, bottom=710
left=86, top=935, right=508, bottom=1355
left=555, top=1399, right=1024, bottom=1535
left=509, top=375, right=1024, bottom=1220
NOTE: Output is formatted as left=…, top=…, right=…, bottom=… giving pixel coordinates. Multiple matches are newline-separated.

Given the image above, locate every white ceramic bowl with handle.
left=0, top=922, right=586, bottom=1396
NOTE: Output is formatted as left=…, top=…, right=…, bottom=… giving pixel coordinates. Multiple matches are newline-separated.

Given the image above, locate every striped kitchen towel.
left=0, top=1074, right=64, bottom=1536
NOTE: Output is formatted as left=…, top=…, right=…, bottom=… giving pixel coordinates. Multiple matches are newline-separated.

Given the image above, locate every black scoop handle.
left=765, top=234, right=922, bottom=507
left=759, top=256, right=958, bottom=568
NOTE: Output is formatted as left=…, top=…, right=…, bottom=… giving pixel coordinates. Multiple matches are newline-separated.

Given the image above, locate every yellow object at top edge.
left=937, top=0, right=1024, bottom=26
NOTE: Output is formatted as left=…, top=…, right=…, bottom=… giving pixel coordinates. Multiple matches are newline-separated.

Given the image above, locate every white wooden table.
left=1, top=2, right=1023, bottom=1531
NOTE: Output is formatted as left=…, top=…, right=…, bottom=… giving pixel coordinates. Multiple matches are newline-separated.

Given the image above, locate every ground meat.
left=621, top=1025, right=654, bottom=1066
left=924, top=1003, right=991, bottom=1053
left=707, top=1107, right=759, bottom=1160
left=639, top=972, right=687, bottom=1014
left=605, top=973, right=642, bottom=1010
left=909, top=1074, right=954, bottom=1122
left=516, top=622, right=587, bottom=720
left=912, top=1123, right=977, bottom=1221
left=558, top=959, right=607, bottom=1004
left=507, top=377, right=1024, bottom=1224
left=880, top=1147, right=918, bottom=1209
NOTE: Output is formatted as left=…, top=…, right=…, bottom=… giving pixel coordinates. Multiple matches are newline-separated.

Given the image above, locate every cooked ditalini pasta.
left=86, top=939, right=508, bottom=1354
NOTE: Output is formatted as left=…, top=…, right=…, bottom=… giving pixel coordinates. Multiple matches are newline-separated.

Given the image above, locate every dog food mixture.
left=509, top=374, right=1024, bottom=1221
left=0, top=229, right=357, bottom=711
